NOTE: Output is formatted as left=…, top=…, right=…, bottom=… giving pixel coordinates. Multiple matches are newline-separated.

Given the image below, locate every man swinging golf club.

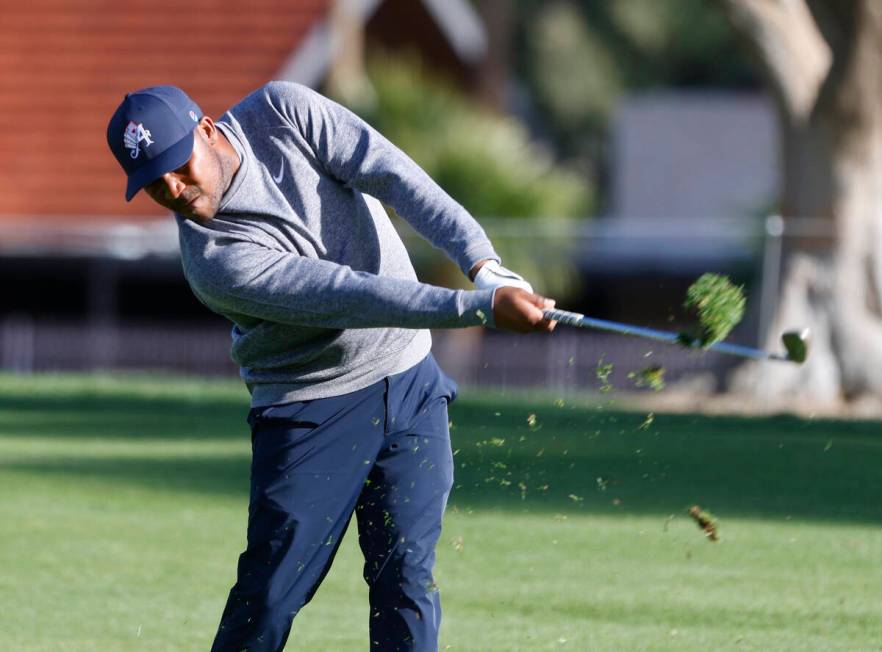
left=107, top=82, right=555, bottom=652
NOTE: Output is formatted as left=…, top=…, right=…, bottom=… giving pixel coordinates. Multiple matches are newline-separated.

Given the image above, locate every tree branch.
left=715, top=0, right=831, bottom=122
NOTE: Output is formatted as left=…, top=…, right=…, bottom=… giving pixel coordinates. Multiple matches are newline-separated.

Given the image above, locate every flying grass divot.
left=678, top=273, right=746, bottom=348
left=595, top=357, right=614, bottom=394
left=688, top=505, right=720, bottom=542
left=627, top=365, right=666, bottom=391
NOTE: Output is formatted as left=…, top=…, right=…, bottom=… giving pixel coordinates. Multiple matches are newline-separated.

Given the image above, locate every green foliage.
left=606, top=0, right=756, bottom=87
left=529, top=2, right=622, bottom=135
left=396, top=214, right=584, bottom=300
left=519, top=0, right=757, bottom=161
left=346, top=56, right=593, bottom=219
left=682, top=273, right=747, bottom=347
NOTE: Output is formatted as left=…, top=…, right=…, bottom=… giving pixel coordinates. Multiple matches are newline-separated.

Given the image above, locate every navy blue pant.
left=211, top=354, right=457, bottom=652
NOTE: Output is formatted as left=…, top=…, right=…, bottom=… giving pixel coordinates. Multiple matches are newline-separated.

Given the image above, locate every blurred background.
left=8, top=6, right=882, bottom=650
left=1, top=0, right=876, bottom=408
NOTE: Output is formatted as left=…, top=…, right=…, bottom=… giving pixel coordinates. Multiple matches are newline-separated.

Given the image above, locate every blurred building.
left=1, top=3, right=780, bottom=390
left=612, top=93, right=778, bottom=223
left=288, top=0, right=487, bottom=94
left=584, top=91, right=780, bottom=278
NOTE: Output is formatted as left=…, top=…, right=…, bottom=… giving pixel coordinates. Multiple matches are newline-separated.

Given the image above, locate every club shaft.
left=544, top=308, right=780, bottom=361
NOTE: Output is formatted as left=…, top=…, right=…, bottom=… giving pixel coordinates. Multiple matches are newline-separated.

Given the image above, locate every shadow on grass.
left=0, top=394, right=249, bottom=440
left=3, top=454, right=251, bottom=497
left=3, top=389, right=882, bottom=523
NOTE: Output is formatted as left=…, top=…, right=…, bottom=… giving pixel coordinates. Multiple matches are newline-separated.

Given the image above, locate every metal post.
left=758, top=214, right=784, bottom=347
left=86, top=258, right=120, bottom=370
left=1, top=314, right=35, bottom=373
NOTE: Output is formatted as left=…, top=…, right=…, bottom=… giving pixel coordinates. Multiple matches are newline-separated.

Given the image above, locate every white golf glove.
left=473, top=260, right=534, bottom=294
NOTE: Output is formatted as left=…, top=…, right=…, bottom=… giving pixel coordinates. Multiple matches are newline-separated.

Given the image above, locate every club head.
left=781, top=328, right=810, bottom=364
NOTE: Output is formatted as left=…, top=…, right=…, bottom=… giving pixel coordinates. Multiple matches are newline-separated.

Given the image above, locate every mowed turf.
left=1, top=373, right=881, bottom=651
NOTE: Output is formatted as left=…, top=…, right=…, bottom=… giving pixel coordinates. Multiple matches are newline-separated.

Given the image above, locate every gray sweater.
left=176, top=82, right=499, bottom=407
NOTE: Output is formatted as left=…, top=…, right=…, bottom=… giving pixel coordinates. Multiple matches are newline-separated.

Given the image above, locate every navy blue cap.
left=107, top=86, right=203, bottom=201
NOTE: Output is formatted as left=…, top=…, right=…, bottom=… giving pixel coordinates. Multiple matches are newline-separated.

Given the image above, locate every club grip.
left=543, top=308, right=585, bottom=327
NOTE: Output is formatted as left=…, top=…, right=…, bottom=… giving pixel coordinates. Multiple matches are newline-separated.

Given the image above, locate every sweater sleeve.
left=188, top=234, right=495, bottom=330
left=264, top=81, right=500, bottom=276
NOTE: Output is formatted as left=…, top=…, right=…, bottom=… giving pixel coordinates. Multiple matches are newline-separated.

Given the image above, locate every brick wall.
left=0, top=0, right=328, bottom=218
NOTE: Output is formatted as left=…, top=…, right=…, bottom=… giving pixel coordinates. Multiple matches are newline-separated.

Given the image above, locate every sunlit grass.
left=1, top=373, right=880, bottom=651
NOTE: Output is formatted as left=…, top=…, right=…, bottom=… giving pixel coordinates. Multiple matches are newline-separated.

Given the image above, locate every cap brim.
left=124, top=131, right=195, bottom=201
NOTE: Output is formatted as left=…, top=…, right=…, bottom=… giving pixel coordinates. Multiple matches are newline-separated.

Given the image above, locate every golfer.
left=107, top=82, right=555, bottom=652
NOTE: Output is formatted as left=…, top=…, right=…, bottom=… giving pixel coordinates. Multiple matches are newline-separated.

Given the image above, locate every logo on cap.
left=123, top=121, right=154, bottom=159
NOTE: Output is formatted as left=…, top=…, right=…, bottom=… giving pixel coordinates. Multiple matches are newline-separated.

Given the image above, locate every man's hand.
left=492, top=287, right=557, bottom=333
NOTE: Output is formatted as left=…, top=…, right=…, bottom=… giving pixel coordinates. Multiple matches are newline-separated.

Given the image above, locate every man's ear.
left=197, top=116, right=217, bottom=145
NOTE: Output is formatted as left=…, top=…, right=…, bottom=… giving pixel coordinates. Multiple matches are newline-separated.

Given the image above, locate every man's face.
left=143, top=119, right=228, bottom=222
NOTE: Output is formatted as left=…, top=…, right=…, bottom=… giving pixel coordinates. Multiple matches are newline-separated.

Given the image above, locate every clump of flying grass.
left=688, top=505, right=720, bottom=542
left=596, top=357, right=614, bottom=393
left=679, top=273, right=745, bottom=348
left=627, top=365, right=666, bottom=391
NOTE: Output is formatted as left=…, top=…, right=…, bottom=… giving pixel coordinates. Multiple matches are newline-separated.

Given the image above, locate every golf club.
left=544, top=308, right=810, bottom=364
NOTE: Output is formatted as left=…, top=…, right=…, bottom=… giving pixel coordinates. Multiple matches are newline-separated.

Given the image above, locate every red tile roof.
left=0, top=0, right=329, bottom=219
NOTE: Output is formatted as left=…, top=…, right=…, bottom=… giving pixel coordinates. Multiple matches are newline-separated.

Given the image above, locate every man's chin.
left=181, top=200, right=219, bottom=222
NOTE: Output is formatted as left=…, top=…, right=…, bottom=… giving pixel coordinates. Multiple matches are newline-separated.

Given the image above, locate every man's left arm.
left=269, top=82, right=500, bottom=279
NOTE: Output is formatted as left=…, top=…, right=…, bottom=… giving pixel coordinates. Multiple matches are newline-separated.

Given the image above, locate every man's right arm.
left=189, top=236, right=552, bottom=332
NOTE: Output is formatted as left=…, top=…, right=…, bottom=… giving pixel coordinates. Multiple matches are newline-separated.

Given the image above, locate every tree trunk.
left=720, top=0, right=882, bottom=402
left=325, top=0, right=374, bottom=107
left=474, top=0, right=514, bottom=111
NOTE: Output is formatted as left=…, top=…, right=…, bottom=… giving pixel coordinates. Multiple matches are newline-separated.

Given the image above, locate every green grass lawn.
left=1, top=373, right=881, bottom=651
